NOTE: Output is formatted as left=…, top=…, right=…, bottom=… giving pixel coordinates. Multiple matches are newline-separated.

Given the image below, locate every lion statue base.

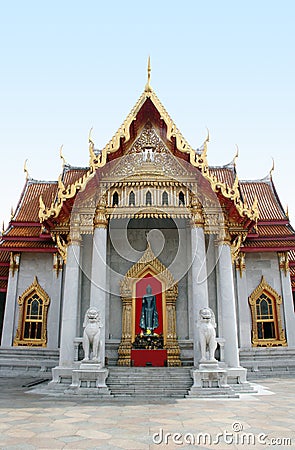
left=82, top=307, right=102, bottom=364
left=197, top=307, right=217, bottom=363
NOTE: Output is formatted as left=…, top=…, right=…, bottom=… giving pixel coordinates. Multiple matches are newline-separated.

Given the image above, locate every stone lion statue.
left=197, top=307, right=217, bottom=363
left=82, top=307, right=102, bottom=363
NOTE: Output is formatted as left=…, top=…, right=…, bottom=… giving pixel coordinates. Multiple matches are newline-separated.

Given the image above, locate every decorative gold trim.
left=248, top=276, right=287, bottom=347
left=9, top=252, right=20, bottom=277
left=118, top=243, right=181, bottom=367
left=278, top=252, right=289, bottom=276
left=235, top=252, right=246, bottom=278
left=39, top=84, right=259, bottom=226
left=53, top=253, right=63, bottom=277
left=13, top=276, right=50, bottom=347
left=52, top=233, right=68, bottom=263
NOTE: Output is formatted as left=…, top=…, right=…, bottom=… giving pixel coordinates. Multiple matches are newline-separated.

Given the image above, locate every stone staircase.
left=0, top=347, right=59, bottom=377
left=239, top=348, right=295, bottom=378
left=107, top=367, right=193, bottom=398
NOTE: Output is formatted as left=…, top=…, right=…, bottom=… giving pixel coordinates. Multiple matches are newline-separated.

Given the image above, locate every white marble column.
left=191, top=225, right=209, bottom=365
left=279, top=253, right=295, bottom=347
left=59, top=242, right=81, bottom=367
left=1, top=253, right=20, bottom=347
left=47, top=254, right=63, bottom=350
left=90, top=216, right=108, bottom=367
left=235, top=253, right=252, bottom=349
left=217, top=242, right=240, bottom=367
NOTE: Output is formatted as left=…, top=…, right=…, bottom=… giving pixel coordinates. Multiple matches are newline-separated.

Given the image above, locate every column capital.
left=94, top=206, right=108, bottom=229
left=190, top=198, right=204, bottom=228
left=68, top=228, right=82, bottom=246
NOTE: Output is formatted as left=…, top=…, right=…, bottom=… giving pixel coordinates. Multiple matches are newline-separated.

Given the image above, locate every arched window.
left=248, top=276, right=286, bottom=347
left=179, top=191, right=185, bottom=206
left=146, top=191, right=152, bottom=206
left=162, top=191, right=168, bottom=206
left=112, top=191, right=119, bottom=206
left=129, top=191, right=135, bottom=206
left=14, top=277, right=50, bottom=347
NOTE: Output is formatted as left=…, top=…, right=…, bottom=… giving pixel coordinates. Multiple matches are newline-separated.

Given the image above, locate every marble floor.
left=0, top=377, right=294, bottom=449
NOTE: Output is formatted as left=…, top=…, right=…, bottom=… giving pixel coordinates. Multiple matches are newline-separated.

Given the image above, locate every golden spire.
left=59, top=145, right=66, bottom=167
left=206, top=127, right=210, bottom=143
left=270, top=158, right=275, bottom=178
left=233, top=145, right=239, bottom=167
left=88, top=126, right=96, bottom=165
left=23, top=159, right=29, bottom=180
left=89, top=127, right=94, bottom=147
left=10, top=206, right=14, bottom=220
left=145, top=56, right=152, bottom=92
left=286, top=204, right=289, bottom=219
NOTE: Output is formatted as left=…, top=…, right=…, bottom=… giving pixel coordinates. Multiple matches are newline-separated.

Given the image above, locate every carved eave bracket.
left=10, top=252, right=20, bottom=277
left=235, top=252, right=246, bottom=278
left=278, top=252, right=290, bottom=276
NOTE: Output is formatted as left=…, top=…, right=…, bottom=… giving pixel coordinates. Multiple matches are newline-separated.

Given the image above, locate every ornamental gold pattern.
left=39, top=85, right=259, bottom=226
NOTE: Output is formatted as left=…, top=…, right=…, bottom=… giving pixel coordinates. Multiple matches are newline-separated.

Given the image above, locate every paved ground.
left=0, top=377, right=294, bottom=449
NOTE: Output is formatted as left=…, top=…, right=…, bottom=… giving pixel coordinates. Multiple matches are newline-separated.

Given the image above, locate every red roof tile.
left=5, top=226, right=42, bottom=238
left=209, top=167, right=235, bottom=187
left=0, top=240, right=55, bottom=249
left=257, top=225, right=295, bottom=237
left=244, top=239, right=295, bottom=249
left=240, top=179, right=286, bottom=220
left=0, top=252, right=10, bottom=263
left=0, top=280, right=8, bottom=290
left=0, top=267, right=8, bottom=277
left=14, top=181, right=58, bottom=222
left=63, top=167, right=88, bottom=188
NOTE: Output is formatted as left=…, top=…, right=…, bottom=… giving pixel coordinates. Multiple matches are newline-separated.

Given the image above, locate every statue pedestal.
left=66, top=362, right=112, bottom=396
left=188, top=362, right=238, bottom=398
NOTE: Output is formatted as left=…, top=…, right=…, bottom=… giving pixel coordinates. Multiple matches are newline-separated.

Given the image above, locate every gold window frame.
left=14, top=276, right=50, bottom=347
left=248, top=276, right=286, bottom=347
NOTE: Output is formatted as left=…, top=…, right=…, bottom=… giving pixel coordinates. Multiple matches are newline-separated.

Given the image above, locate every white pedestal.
left=66, top=364, right=111, bottom=396
left=188, top=361, right=238, bottom=398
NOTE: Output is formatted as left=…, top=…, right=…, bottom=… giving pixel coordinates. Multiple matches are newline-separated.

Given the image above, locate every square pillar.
left=89, top=212, right=108, bottom=367
left=191, top=225, right=209, bottom=365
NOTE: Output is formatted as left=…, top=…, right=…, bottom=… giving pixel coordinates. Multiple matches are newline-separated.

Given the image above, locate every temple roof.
left=240, top=177, right=287, bottom=221
left=0, top=68, right=294, bottom=292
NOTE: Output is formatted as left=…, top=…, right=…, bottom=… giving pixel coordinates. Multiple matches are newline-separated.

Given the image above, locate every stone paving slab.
left=0, top=377, right=294, bottom=449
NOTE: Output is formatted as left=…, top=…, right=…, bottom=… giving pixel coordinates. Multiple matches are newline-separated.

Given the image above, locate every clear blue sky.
left=1, top=1, right=295, bottom=225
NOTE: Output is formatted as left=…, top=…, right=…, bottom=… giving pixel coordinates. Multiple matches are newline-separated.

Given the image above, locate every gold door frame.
left=131, top=270, right=167, bottom=345
left=118, top=243, right=181, bottom=366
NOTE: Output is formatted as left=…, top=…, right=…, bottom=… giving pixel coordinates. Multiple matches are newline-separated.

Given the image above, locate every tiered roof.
left=1, top=69, right=294, bottom=293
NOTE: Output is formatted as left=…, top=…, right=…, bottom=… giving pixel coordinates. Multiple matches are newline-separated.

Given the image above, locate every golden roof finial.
left=24, top=159, right=29, bottom=180
left=233, top=144, right=239, bottom=167
left=286, top=204, right=289, bottom=219
left=145, top=56, right=152, bottom=93
left=88, top=127, right=96, bottom=165
left=2, top=221, right=5, bottom=234
left=270, top=158, right=275, bottom=178
left=59, top=145, right=66, bottom=167
left=10, top=206, right=14, bottom=220
left=206, top=127, right=210, bottom=143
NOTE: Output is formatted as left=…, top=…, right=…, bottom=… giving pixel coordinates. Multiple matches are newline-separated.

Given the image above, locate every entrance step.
left=239, top=348, right=295, bottom=378
left=0, top=347, right=59, bottom=377
left=107, top=367, right=192, bottom=398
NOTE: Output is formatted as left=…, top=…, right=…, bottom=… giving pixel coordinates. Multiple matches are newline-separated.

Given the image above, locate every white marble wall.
left=8, top=253, right=62, bottom=349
